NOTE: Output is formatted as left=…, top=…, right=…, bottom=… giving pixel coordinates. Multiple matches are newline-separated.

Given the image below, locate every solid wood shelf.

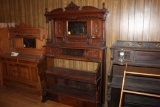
left=38, top=2, right=107, bottom=106
left=111, top=75, right=160, bottom=94
left=46, top=67, right=100, bottom=84
left=47, top=84, right=97, bottom=102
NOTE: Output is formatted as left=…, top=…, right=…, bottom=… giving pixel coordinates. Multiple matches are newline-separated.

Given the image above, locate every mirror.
left=23, top=38, right=36, bottom=48
left=68, top=21, right=87, bottom=36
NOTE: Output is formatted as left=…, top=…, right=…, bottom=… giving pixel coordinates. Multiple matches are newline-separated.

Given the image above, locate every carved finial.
left=65, top=1, right=80, bottom=11
left=103, top=3, right=105, bottom=9
left=45, top=8, right=48, bottom=13
left=67, top=1, right=77, bottom=7
left=45, top=8, right=49, bottom=23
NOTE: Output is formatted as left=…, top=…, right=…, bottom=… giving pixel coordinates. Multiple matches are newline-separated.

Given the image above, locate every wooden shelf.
left=46, top=67, right=100, bottom=84
left=111, top=75, right=160, bottom=94
left=47, top=84, right=97, bottom=102
left=38, top=2, right=107, bottom=106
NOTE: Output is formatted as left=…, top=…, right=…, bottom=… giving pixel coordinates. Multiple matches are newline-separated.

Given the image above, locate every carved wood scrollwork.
left=85, top=49, right=100, bottom=58
left=55, top=21, right=64, bottom=36
left=117, top=51, right=130, bottom=60
left=154, top=43, right=160, bottom=48
left=65, top=1, right=80, bottom=11
left=122, top=42, right=145, bottom=47
left=49, top=48, right=63, bottom=55
left=92, top=21, right=100, bottom=36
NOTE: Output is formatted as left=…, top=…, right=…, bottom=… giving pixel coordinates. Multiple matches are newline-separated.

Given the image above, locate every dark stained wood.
left=0, top=28, right=11, bottom=87
left=39, top=2, right=108, bottom=107
left=0, top=0, right=160, bottom=79
left=46, top=67, right=99, bottom=83
left=107, top=40, right=160, bottom=107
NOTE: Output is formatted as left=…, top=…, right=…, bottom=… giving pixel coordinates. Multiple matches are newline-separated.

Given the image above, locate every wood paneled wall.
left=0, top=0, right=160, bottom=71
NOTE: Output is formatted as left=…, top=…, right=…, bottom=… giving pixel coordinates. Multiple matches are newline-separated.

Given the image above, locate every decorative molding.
left=14, top=23, right=34, bottom=28
left=92, top=20, right=100, bottom=36
left=86, top=49, right=99, bottom=58
left=122, top=42, right=145, bottom=47
left=55, top=21, right=64, bottom=36
left=117, top=41, right=160, bottom=48
left=9, top=23, right=48, bottom=40
left=154, top=43, right=160, bottom=48
left=117, top=51, right=130, bottom=60
left=49, top=48, right=63, bottom=55
left=45, top=2, right=108, bottom=21
left=65, top=1, right=80, bottom=11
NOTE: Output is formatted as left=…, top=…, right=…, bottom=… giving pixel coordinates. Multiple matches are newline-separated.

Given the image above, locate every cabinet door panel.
left=30, top=67, right=39, bottom=82
left=55, top=21, right=65, bottom=37
left=7, top=63, right=19, bottom=79
left=19, top=65, right=31, bottom=81
left=91, top=19, right=102, bottom=37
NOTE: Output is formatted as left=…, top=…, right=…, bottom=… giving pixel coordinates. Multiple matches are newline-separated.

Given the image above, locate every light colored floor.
left=0, top=86, right=72, bottom=107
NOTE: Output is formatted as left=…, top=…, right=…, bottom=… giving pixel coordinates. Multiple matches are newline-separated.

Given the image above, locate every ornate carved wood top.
left=111, top=40, right=160, bottom=67
left=45, top=2, right=108, bottom=21
left=111, top=40, right=160, bottom=49
left=65, top=1, right=80, bottom=11
left=14, top=23, right=34, bottom=28
left=9, top=23, right=48, bottom=40
left=44, top=2, right=108, bottom=48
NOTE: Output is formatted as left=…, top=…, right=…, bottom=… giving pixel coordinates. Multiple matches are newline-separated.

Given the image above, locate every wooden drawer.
left=18, top=60, right=37, bottom=65
left=2, top=58, right=17, bottom=62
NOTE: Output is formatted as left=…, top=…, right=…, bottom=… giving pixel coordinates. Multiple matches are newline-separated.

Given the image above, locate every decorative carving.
left=122, top=42, right=145, bottom=47
left=55, top=21, right=64, bottom=36
left=14, top=23, right=33, bottom=28
left=107, top=85, right=111, bottom=101
left=9, top=23, right=48, bottom=40
left=92, top=20, right=100, bottom=36
left=119, top=41, right=160, bottom=48
left=45, top=2, right=108, bottom=21
left=49, top=48, right=62, bottom=55
left=154, top=43, right=160, bottom=48
left=86, top=49, right=99, bottom=58
left=65, top=1, right=80, bottom=11
left=117, top=51, right=130, bottom=60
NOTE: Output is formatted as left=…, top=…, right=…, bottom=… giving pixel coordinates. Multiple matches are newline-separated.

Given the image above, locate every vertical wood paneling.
left=143, top=0, right=151, bottom=41
left=128, top=0, right=135, bottom=40
left=15, top=0, right=20, bottom=24
left=20, top=0, right=25, bottom=23
left=28, top=0, right=33, bottom=26
left=134, top=0, right=144, bottom=41
left=0, top=0, right=160, bottom=71
left=105, top=0, right=113, bottom=73
left=10, top=0, right=14, bottom=22
left=2, top=0, right=6, bottom=22
left=38, top=0, right=42, bottom=27
left=149, top=0, right=159, bottom=41
left=120, top=0, right=129, bottom=40
left=1, top=0, right=4, bottom=22
left=25, top=0, right=29, bottom=25
left=1, top=0, right=160, bottom=104
left=0, top=0, right=2, bottom=21
left=6, top=0, right=10, bottom=22
left=93, top=0, right=98, bottom=8
left=157, top=1, right=160, bottom=41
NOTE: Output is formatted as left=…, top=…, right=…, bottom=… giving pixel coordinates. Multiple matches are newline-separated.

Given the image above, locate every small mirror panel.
left=23, top=38, right=36, bottom=48
left=68, top=21, right=87, bottom=36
